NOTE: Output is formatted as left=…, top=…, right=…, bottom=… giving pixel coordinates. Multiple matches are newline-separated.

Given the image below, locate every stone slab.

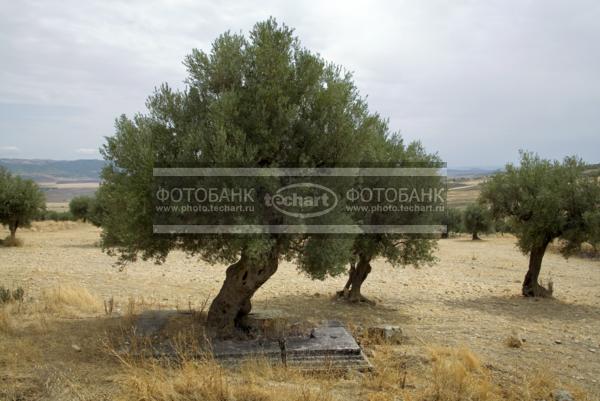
left=129, top=311, right=371, bottom=371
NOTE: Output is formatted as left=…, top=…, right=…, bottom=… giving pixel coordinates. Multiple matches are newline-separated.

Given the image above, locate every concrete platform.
left=128, top=311, right=371, bottom=371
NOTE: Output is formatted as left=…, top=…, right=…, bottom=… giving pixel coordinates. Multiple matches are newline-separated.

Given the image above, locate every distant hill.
left=0, top=159, right=594, bottom=183
left=584, top=163, right=600, bottom=177
left=0, top=159, right=105, bottom=182
left=447, top=167, right=501, bottom=178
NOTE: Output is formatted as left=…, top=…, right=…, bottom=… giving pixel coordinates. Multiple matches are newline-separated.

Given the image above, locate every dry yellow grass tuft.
left=424, top=346, right=497, bottom=401
left=117, top=358, right=338, bottom=401
left=41, top=285, right=102, bottom=315
left=0, top=304, right=16, bottom=334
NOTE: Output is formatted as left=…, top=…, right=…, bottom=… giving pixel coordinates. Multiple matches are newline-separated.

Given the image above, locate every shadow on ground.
left=442, top=294, right=600, bottom=322
left=252, top=293, right=411, bottom=327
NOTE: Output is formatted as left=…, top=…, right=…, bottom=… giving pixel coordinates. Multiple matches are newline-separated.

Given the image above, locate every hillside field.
left=0, top=223, right=598, bottom=400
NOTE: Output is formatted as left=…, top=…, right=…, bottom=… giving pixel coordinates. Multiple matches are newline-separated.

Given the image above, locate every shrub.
left=69, top=196, right=93, bottom=222
left=11, top=287, right=24, bottom=302
left=0, top=287, right=10, bottom=303
left=38, top=210, right=75, bottom=222
left=0, top=286, right=24, bottom=304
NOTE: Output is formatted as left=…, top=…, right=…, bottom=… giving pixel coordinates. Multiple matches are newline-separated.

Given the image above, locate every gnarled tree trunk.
left=472, top=232, right=480, bottom=240
left=206, top=246, right=279, bottom=338
left=522, top=240, right=552, bottom=297
left=337, top=254, right=374, bottom=304
left=9, top=221, right=18, bottom=242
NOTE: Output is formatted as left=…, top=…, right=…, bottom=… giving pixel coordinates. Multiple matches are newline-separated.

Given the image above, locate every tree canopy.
left=441, top=208, right=463, bottom=238
left=0, top=167, right=45, bottom=244
left=480, top=151, right=600, bottom=296
left=99, top=19, right=400, bottom=337
left=69, top=196, right=93, bottom=222
left=463, top=203, right=492, bottom=240
left=337, top=138, right=440, bottom=303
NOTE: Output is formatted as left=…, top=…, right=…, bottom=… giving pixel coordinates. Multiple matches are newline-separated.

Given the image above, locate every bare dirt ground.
left=1, top=222, right=599, bottom=400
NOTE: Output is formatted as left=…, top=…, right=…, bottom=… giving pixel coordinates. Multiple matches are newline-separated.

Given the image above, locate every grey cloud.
left=0, top=0, right=598, bottom=165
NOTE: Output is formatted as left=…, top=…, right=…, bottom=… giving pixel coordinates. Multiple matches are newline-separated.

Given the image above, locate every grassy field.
left=39, top=182, right=99, bottom=204
left=447, top=178, right=483, bottom=209
left=1, top=222, right=599, bottom=400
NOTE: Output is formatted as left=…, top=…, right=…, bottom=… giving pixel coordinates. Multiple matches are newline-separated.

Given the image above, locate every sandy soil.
left=1, top=222, right=599, bottom=397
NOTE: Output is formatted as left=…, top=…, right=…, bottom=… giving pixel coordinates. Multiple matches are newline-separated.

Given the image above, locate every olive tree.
left=463, top=203, right=492, bottom=240
left=0, top=167, right=45, bottom=243
left=69, top=196, right=93, bottom=222
left=99, top=19, right=390, bottom=337
left=335, top=139, right=440, bottom=303
left=441, top=208, right=463, bottom=238
left=480, top=151, right=600, bottom=297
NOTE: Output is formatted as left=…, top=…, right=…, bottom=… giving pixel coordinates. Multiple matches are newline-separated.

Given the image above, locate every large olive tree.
left=99, top=19, right=392, bottom=337
left=480, top=151, right=600, bottom=297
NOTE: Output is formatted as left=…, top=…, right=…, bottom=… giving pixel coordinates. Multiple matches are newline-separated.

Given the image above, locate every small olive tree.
left=99, top=19, right=391, bottom=337
left=480, top=151, right=600, bottom=297
left=0, top=167, right=45, bottom=243
left=69, top=196, right=93, bottom=222
left=335, top=139, right=440, bottom=303
left=442, top=208, right=463, bottom=238
left=463, top=203, right=492, bottom=240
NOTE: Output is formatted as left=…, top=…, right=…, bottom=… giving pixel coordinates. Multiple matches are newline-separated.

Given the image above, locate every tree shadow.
left=59, top=242, right=101, bottom=249
left=252, top=293, right=411, bottom=327
left=442, top=294, right=600, bottom=322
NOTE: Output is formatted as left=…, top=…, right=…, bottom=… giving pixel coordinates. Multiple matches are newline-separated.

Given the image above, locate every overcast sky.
left=1, top=0, right=599, bottom=167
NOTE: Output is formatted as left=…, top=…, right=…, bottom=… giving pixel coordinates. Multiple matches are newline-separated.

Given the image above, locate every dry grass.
left=1, top=290, right=594, bottom=401
left=1, top=224, right=599, bottom=399
left=112, top=340, right=593, bottom=401
left=115, top=356, right=340, bottom=401
left=0, top=284, right=103, bottom=336
left=424, top=346, right=496, bottom=401
left=0, top=304, right=16, bottom=334
left=41, top=285, right=103, bottom=314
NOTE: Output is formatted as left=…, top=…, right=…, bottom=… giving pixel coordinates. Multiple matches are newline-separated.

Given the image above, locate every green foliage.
left=38, top=210, right=75, bottom=222
left=443, top=208, right=464, bottom=235
left=61, top=191, right=106, bottom=226
left=463, top=203, right=492, bottom=239
left=69, top=196, right=93, bottom=221
left=298, top=236, right=355, bottom=280
left=480, top=151, right=600, bottom=256
left=0, top=167, right=46, bottom=239
left=87, top=192, right=106, bottom=227
left=99, top=18, right=388, bottom=279
left=493, top=217, right=513, bottom=234
left=346, top=138, right=440, bottom=270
